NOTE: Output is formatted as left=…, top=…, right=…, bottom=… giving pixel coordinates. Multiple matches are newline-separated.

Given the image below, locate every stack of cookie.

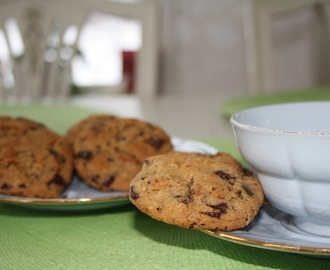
left=129, top=152, right=264, bottom=231
left=0, top=114, right=173, bottom=198
left=0, top=114, right=264, bottom=231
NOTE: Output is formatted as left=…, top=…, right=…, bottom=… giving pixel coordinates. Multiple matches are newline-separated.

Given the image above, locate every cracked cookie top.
left=129, top=151, right=264, bottom=231
left=67, top=115, right=173, bottom=192
left=0, top=117, right=73, bottom=198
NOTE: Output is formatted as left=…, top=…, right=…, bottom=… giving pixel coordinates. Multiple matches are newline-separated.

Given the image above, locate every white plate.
left=0, top=176, right=130, bottom=211
left=204, top=205, right=330, bottom=257
left=0, top=138, right=218, bottom=211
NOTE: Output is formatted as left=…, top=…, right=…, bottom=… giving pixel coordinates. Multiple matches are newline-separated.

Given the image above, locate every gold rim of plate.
left=0, top=193, right=129, bottom=205
left=203, top=229, right=330, bottom=256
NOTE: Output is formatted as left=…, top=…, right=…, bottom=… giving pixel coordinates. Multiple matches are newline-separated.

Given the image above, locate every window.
left=71, top=12, right=141, bottom=93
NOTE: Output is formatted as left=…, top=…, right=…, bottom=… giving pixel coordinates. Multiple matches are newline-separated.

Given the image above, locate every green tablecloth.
left=221, top=86, right=330, bottom=119
left=0, top=104, right=98, bottom=135
left=0, top=105, right=329, bottom=269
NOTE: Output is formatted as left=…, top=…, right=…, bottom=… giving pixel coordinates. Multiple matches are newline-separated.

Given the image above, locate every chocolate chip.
left=107, top=157, right=114, bottom=162
left=243, top=184, right=254, bottom=196
left=91, top=127, right=100, bottom=133
left=75, top=151, right=93, bottom=160
left=182, top=196, right=192, bottom=204
left=214, top=170, right=234, bottom=181
left=203, top=202, right=228, bottom=219
left=19, top=183, right=26, bottom=189
left=236, top=190, right=243, bottom=199
left=29, top=123, right=44, bottom=130
left=202, top=212, right=222, bottom=219
left=209, top=202, right=228, bottom=214
left=182, top=179, right=195, bottom=204
left=189, top=222, right=197, bottom=229
left=243, top=168, right=253, bottom=176
left=130, top=186, right=139, bottom=200
left=146, top=137, right=164, bottom=150
left=117, top=135, right=126, bottom=141
left=103, top=175, right=116, bottom=187
left=1, top=183, right=12, bottom=190
left=92, top=175, right=100, bottom=183
left=47, top=174, right=66, bottom=187
left=96, top=145, right=102, bottom=151
left=50, top=149, right=65, bottom=163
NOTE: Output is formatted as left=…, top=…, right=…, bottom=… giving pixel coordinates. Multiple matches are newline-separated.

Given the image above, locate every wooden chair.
left=0, top=0, right=159, bottom=104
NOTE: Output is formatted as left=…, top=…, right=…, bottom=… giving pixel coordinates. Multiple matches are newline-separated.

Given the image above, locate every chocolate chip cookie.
left=67, top=115, right=173, bottom=192
left=0, top=117, right=73, bottom=198
left=129, top=151, right=264, bottom=231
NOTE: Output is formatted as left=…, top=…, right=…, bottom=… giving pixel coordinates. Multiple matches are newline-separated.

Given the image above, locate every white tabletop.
left=70, top=93, right=233, bottom=139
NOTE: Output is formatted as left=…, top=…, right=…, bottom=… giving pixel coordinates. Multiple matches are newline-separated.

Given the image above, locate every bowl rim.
left=230, top=101, right=330, bottom=136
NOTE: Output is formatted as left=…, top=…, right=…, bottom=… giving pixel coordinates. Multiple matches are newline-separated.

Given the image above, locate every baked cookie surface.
left=129, top=151, right=264, bottom=231
left=0, top=117, right=73, bottom=198
left=67, top=115, right=173, bottom=192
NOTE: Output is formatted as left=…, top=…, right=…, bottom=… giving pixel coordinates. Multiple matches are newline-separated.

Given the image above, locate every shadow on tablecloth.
left=132, top=209, right=328, bottom=269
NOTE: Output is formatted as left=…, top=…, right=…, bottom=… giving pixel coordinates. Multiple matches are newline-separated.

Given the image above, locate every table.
left=0, top=105, right=329, bottom=269
left=220, top=86, right=330, bottom=119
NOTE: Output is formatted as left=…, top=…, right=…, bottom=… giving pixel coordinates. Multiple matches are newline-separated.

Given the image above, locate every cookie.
left=0, top=117, right=73, bottom=198
left=129, top=152, right=264, bottom=231
left=67, top=115, right=173, bottom=192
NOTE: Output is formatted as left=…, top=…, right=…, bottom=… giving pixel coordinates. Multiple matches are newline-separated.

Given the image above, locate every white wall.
left=158, top=0, right=327, bottom=96
left=159, top=0, right=248, bottom=96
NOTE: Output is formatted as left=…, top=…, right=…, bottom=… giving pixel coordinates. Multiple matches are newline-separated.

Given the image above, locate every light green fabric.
left=0, top=104, right=98, bottom=134
left=221, top=86, right=330, bottom=119
left=1, top=200, right=329, bottom=270
left=0, top=105, right=329, bottom=269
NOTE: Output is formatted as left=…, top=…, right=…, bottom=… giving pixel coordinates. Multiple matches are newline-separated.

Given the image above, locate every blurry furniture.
left=0, top=0, right=159, bottom=104
left=244, top=0, right=330, bottom=93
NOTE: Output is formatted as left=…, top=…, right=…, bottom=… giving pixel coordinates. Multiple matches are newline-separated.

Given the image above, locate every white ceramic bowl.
left=230, top=101, right=330, bottom=236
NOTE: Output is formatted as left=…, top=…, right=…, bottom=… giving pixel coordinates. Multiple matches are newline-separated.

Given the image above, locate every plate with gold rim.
left=203, top=205, right=330, bottom=257
left=0, top=176, right=130, bottom=211
left=0, top=138, right=218, bottom=211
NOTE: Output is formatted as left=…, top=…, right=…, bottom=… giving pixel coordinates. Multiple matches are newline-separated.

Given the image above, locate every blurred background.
left=1, top=0, right=330, bottom=139
left=69, top=0, right=330, bottom=96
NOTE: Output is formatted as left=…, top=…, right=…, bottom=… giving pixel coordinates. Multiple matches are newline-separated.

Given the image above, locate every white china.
left=230, top=101, right=330, bottom=236
left=204, top=205, right=330, bottom=257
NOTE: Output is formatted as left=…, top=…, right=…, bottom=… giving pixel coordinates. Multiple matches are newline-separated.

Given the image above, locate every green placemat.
left=0, top=104, right=99, bottom=134
left=200, top=138, right=246, bottom=165
left=1, top=140, right=329, bottom=269
left=0, top=106, right=328, bottom=269
left=1, top=203, right=328, bottom=270
left=221, top=86, right=330, bottom=119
